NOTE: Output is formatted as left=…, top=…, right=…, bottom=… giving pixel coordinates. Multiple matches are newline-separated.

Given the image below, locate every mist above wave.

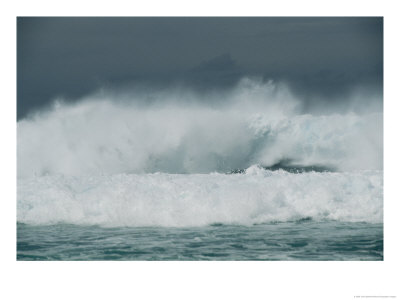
left=17, top=78, right=383, bottom=177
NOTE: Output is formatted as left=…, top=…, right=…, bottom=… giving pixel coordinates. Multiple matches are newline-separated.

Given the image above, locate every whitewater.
left=17, top=78, right=383, bottom=260
left=18, top=168, right=383, bottom=227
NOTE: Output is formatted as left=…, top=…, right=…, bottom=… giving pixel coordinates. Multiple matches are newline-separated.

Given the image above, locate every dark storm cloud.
left=17, top=17, right=383, bottom=119
left=185, top=53, right=242, bottom=88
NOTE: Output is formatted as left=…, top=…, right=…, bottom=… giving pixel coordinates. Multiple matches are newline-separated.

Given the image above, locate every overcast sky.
left=17, top=17, right=383, bottom=119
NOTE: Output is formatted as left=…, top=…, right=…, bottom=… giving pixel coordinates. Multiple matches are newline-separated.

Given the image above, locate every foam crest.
left=17, top=78, right=382, bottom=177
left=17, top=167, right=383, bottom=227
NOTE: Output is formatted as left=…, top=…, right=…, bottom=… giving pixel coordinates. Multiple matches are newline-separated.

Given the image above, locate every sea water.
left=17, top=168, right=383, bottom=260
left=17, top=221, right=383, bottom=261
left=17, top=79, right=383, bottom=260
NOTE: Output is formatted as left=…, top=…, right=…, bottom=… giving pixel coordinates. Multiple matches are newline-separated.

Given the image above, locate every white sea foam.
left=17, top=78, right=383, bottom=227
left=17, top=78, right=383, bottom=177
left=17, top=167, right=383, bottom=227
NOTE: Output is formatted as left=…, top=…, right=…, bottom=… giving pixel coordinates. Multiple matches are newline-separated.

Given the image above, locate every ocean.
left=17, top=79, right=383, bottom=260
left=17, top=168, right=383, bottom=260
left=17, top=221, right=383, bottom=261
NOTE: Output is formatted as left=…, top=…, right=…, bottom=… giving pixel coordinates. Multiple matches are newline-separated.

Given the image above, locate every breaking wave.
left=17, top=78, right=383, bottom=227
left=17, top=78, right=383, bottom=177
left=17, top=166, right=383, bottom=227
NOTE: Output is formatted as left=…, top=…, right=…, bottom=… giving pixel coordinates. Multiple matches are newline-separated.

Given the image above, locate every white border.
left=2, top=1, right=399, bottom=299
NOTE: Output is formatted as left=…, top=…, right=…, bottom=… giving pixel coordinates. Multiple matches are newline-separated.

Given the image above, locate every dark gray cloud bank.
left=17, top=17, right=383, bottom=119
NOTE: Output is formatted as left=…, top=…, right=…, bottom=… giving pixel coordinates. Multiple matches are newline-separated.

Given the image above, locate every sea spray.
left=17, top=78, right=383, bottom=177
left=17, top=78, right=384, bottom=260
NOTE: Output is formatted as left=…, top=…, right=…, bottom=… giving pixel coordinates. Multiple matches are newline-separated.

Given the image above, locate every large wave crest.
left=17, top=78, right=383, bottom=177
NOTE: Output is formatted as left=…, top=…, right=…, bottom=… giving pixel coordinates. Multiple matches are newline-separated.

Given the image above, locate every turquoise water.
left=17, top=220, right=383, bottom=261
